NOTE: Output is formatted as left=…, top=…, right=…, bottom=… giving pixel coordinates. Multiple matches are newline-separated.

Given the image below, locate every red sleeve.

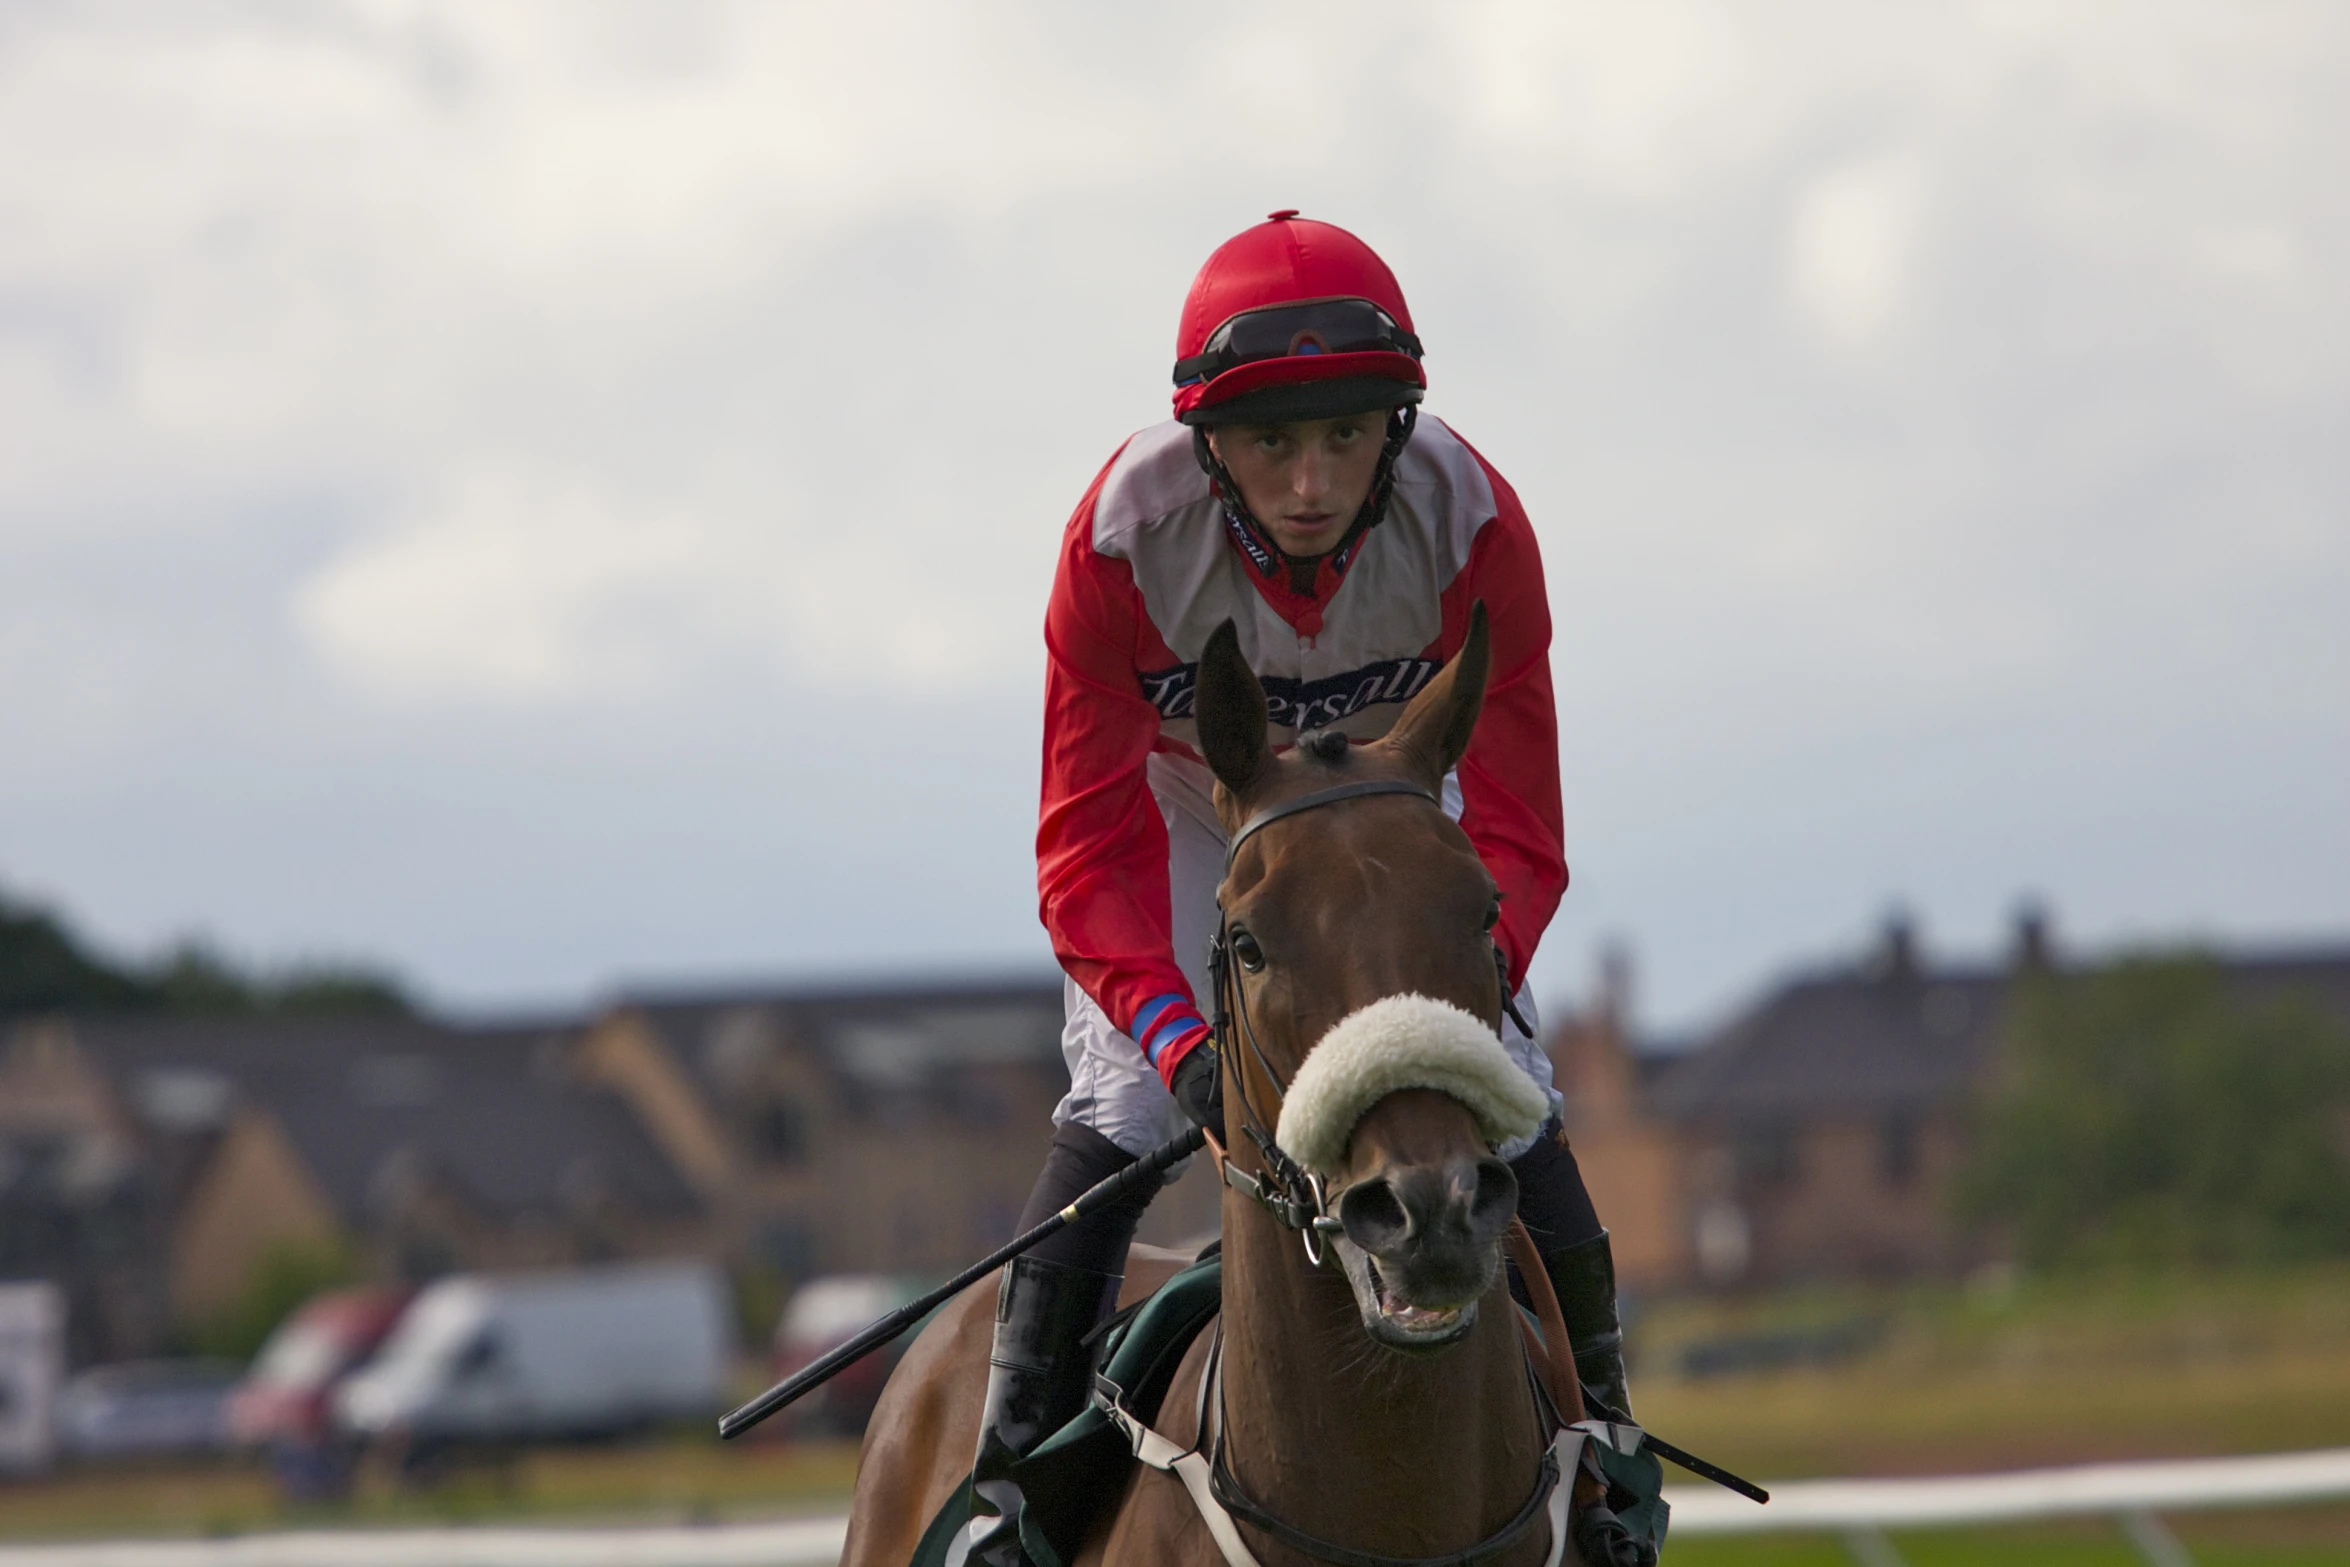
left=1441, top=457, right=1567, bottom=989
left=1036, top=465, right=1208, bottom=1077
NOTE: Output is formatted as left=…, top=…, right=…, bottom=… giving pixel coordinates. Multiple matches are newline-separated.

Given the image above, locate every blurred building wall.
left=1554, top=917, right=2350, bottom=1293
left=167, top=1107, right=338, bottom=1321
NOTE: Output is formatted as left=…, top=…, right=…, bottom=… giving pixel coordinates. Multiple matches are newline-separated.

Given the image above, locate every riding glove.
left=1169, top=1043, right=1224, bottom=1135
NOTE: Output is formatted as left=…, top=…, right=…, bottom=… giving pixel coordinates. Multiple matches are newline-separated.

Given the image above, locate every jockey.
left=972, top=212, right=1636, bottom=1557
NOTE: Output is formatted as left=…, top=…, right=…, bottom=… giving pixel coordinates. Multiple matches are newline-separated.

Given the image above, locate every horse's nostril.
left=1471, top=1156, right=1518, bottom=1229
left=1338, top=1177, right=1411, bottom=1254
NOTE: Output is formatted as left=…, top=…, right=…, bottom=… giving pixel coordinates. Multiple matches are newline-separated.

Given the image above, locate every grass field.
left=1630, top=1262, right=2350, bottom=1479
left=3, top=1264, right=2346, bottom=1559
left=0, top=1435, right=860, bottom=1541
left=1630, top=1262, right=2350, bottom=1561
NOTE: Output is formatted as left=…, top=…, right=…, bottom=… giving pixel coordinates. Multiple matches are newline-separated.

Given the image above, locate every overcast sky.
left=2, top=2, right=2343, bottom=1035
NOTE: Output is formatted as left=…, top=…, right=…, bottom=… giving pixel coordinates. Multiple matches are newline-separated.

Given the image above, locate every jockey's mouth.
left=1266, top=508, right=1346, bottom=557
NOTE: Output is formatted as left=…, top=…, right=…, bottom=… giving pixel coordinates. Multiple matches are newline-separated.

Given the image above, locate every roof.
left=2222, top=948, right=2350, bottom=1019
left=1649, top=967, right=2009, bottom=1124
left=1648, top=936, right=2350, bottom=1127
left=45, top=1015, right=701, bottom=1223
left=612, top=975, right=1067, bottom=1098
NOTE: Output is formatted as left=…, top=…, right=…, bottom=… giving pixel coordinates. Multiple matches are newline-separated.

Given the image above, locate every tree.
left=0, top=898, right=151, bottom=1012
left=150, top=942, right=413, bottom=1019
left=1960, top=954, right=2350, bottom=1269
left=0, top=887, right=412, bottom=1020
left=192, top=1237, right=363, bottom=1363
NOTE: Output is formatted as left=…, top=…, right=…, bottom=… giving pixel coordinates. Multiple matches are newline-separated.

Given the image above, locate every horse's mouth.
left=1371, top=1260, right=1474, bottom=1340
left=1340, top=1244, right=1480, bottom=1351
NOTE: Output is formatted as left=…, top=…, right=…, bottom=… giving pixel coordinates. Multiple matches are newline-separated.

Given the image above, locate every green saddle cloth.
left=908, top=1249, right=1225, bottom=1567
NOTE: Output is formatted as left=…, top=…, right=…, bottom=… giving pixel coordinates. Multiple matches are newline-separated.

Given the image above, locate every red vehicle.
left=228, top=1285, right=413, bottom=1494
left=767, top=1275, right=933, bottom=1439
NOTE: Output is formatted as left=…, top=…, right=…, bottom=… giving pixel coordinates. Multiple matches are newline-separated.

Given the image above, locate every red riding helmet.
left=1172, top=211, right=1425, bottom=426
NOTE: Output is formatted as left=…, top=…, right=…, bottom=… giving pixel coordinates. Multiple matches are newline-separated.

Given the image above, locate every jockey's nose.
left=1290, top=466, right=1321, bottom=507
left=1294, top=443, right=1339, bottom=506
left=1338, top=1154, right=1517, bottom=1271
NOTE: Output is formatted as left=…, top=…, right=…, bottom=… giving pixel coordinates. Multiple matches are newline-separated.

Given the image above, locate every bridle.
left=1204, top=776, right=1526, bottom=1264
left=1167, top=775, right=1579, bottom=1567
left=1206, top=779, right=1437, bottom=1264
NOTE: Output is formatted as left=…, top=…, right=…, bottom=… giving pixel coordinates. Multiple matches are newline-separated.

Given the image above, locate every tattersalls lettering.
left=1137, top=655, right=1439, bottom=733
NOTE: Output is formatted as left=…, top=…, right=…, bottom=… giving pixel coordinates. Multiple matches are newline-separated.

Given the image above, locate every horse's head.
left=1197, top=605, right=1545, bottom=1353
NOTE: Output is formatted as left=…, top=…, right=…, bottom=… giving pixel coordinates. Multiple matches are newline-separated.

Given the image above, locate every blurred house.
left=1635, top=914, right=2016, bottom=1288
left=576, top=978, right=1218, bottom=1283
left=0, top=1020, right=180, bottom=1364
left=1, top=977, right=1221, bottom=1363
left=1543, top=951, right=1691, bottom=1293
left=0, top=1015, right=710, bottom=1362
left=16, top=928, right=2348, bottom=1357
left=1553, top=914, right=2350, bottom=1292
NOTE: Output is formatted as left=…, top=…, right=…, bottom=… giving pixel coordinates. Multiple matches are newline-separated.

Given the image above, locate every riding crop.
left=1582, top=1390, right=1772, bottom=1506
left=717, top=1123, right=1208, bottom=1440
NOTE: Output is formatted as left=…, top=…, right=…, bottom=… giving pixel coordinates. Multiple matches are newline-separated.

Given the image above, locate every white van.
left=334, top=1262, right=728, bottom=1446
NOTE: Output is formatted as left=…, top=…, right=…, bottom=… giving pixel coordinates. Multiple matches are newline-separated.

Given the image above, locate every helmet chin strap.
left=1192, top=405, right=1419, bottom=576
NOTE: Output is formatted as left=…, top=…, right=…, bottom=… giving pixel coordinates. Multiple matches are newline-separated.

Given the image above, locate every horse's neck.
left=1214, top=1193, right=1549, bottom=1558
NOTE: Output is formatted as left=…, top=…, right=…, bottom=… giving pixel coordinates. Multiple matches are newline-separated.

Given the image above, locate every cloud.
left=1786, top=152, right=1928, bottom=357
left=294, top=468, right=710, bottom=701
left=294, top=463, right=1036, bottom=701
left=0, top=1, right=2344, bottom=1020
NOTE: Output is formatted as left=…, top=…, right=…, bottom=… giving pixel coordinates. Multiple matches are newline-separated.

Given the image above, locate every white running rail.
left=1664, top=1446, right=2350, bottom=1565
left=1665, top=1444, right=2350, bottom=1532
left=1, top=1448, right=2346, bottom=1567
left=0, top=1517, right=849, bottom=1567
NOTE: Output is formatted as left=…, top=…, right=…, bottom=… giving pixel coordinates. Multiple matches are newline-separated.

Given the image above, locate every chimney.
left=1873, top=909, right=1920, bottom=988
left=2012, top=900, right=2054, bottom=973
left=1597, top=940, right=1634, bottom=1030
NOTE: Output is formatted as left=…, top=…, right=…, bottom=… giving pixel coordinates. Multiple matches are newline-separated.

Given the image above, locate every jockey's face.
left=1206, top=411, right=1389, bottom=560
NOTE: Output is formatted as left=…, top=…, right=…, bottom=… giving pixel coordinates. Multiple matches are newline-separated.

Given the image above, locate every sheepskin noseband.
left=1274, top=994, right=1549, bottom=1176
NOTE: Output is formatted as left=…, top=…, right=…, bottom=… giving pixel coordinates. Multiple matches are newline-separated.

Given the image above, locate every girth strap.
left=1117, top=1416, right=1269, bottom=1567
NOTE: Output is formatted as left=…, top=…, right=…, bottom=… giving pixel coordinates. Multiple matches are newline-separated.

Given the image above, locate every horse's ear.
left=1383, top=601, right=1491, bottom=787
left=1195, top=619, right=1272, bottom=798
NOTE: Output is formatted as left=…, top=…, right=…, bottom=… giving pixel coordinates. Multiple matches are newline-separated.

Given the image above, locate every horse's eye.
left=1231, top=929, right=1266, bottom=973
left=1482, top=897, right=1502, bottom=933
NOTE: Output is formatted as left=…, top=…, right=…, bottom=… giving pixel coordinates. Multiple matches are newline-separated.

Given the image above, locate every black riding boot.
left=1509, top=1127, right=1633, bottom=1417
left=1544, top=1229, right=1633, bottom=1419
left=968, top=1123, right=1162, bottom=1566
left=968, top=1255, right=1122, bottom=1562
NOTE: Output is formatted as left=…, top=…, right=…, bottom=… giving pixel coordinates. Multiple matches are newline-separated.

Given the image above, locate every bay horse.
left=846, top=605, right=1610, bottom=1566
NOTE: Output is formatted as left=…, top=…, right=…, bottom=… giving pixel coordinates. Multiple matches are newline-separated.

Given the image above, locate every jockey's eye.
left=1483, top=896, right=1502, bottom=932
left=1230, top=929, right=1266, bottom=973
